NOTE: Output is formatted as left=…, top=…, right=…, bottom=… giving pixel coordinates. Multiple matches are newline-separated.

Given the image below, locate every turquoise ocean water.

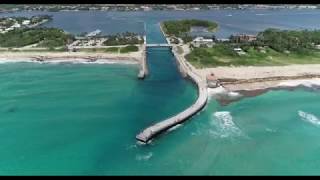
left=0, top=9, right=320, bottom=175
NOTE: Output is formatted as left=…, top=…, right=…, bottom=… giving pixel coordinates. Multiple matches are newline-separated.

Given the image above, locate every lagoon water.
left=0, top=9, right=320, bottom=175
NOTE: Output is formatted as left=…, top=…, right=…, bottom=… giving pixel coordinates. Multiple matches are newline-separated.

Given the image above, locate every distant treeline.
left=254, top=28, right=320, bottom=53
left=0, top=27, right=74, bottom=48
left=103, top=32, right=144, bottom=46
left=162, top=19, right=218, bottom=43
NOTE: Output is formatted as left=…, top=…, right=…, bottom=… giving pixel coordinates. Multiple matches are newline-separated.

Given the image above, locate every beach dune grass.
left=120, top=45, right=139, bottom=53
left=78, top=47, right=120, bottom=53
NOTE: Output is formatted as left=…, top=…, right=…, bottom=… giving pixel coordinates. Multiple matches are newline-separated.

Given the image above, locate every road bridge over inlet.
left=146, top=43, right=172, bottom=48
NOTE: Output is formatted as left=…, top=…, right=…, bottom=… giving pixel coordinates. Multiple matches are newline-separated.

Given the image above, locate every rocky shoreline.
left=209, top=78, right=320, bottom=105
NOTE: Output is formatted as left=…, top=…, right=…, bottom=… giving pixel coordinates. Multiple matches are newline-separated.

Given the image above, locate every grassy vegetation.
left=0, top=27, right=74, bottom=48
left=78, top=46, right=137, bottom=54
left=255, top=28, right=320, bottom=53
left=162, top=19, right=218, bottom=43
left=119, top=45, right=139, bottom=53
left=186, top=28, right=320, bottom=68
left=186, top=44, right=320, bottom=68
left=78, top=47, right=120, bottom=53
left=104, top=47, right=120, bottom=53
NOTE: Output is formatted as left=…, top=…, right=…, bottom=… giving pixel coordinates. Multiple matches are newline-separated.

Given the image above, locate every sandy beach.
left=0, top=50, right=143, bottom=64
left=196, top=65, right=320, bottom=91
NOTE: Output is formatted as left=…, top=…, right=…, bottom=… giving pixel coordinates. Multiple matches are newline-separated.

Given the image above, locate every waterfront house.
left=192, top=37, right=214, bottom=48
left=217, top=38, right=230, bottom=42
left=12, top=23, right=21, bottom=29
left=230, top=34, right=257, bottom=43
left=22, top=20, right=31, bottom=25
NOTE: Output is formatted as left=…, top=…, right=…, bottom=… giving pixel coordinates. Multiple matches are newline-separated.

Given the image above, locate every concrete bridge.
left=146, top=43, right=172, bottom=48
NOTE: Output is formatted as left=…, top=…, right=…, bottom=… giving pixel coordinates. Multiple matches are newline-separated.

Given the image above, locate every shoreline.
left=158, top=25, right=320, bottom=107
left=205, top=74, right=320, bottom=105
left=0, top=50, right=143, bottom=65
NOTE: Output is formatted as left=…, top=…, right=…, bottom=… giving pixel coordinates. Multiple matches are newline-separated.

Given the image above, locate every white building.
left=22, top=20, right=30, bottom=25
left=192, top=37, right=214, bottom=48
left=86, top=29, right=102, bottom=38
left=6, top=27, right=14, bottom=31
left=12, top=23, right=21, bottom=28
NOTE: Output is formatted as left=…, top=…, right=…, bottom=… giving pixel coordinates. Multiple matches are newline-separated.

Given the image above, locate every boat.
left=86, top=29, right=102, bottom=37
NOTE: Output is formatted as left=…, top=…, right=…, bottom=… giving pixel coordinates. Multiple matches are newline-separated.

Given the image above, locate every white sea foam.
left=209, top=111, right=243, bottom=138
left=298, top=110, right=320, bottom=126
left=0, top=58, right=138, bottom=65
left=126, top=144, right=137, bottom=150
left=136, top=141, right=147, bottom=146
left=207, top=87, right=242, bottom=101
left=135, top=152, right=153, bottom=161
left=278, top=78, right=320, bottom=88
left=265, top=128, right=276, bottom=133
left=167, top=124, right=182, bottom=132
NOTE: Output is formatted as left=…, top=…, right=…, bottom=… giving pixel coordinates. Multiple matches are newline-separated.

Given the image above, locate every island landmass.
left=163, top=19, right=320, bottom=105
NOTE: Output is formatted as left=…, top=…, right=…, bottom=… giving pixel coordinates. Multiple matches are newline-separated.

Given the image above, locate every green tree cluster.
left=103, top=32, right=144, bottom=46
left=256, top=28, right=320, bottom=53
left=162, top=19, right=218, bottom=43
left=119, top=45, right=139, bottom=53
left=0, top=27, right=74, bottom=48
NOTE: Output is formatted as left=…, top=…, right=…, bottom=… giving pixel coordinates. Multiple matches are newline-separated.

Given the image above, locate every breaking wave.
left=135, top=152, right=153, bottom=161
left=167, top=124, right=182, bottom=132
left=298, top=110, right=320, bottom=126
left=209, top=111, right=244, bottom=138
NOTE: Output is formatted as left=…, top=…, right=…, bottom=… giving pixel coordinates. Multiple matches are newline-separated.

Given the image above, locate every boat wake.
left=209, top=111, right=244, bottom=139
left=298, top=110, right=320, bottom=126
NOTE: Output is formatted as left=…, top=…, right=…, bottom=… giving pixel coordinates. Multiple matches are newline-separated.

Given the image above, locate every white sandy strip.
left=278, top=78, right=320, bottom=88
left=196, top=64, right=320, bottom=80
left=0, top=51, right=142, bottom=64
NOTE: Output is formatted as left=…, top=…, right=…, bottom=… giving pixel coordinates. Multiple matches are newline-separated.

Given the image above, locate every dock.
left=136, top=45, right=208, bottom=143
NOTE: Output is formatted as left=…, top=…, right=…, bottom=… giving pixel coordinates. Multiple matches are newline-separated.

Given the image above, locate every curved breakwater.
left=136, top=45, right=208, bottom=143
